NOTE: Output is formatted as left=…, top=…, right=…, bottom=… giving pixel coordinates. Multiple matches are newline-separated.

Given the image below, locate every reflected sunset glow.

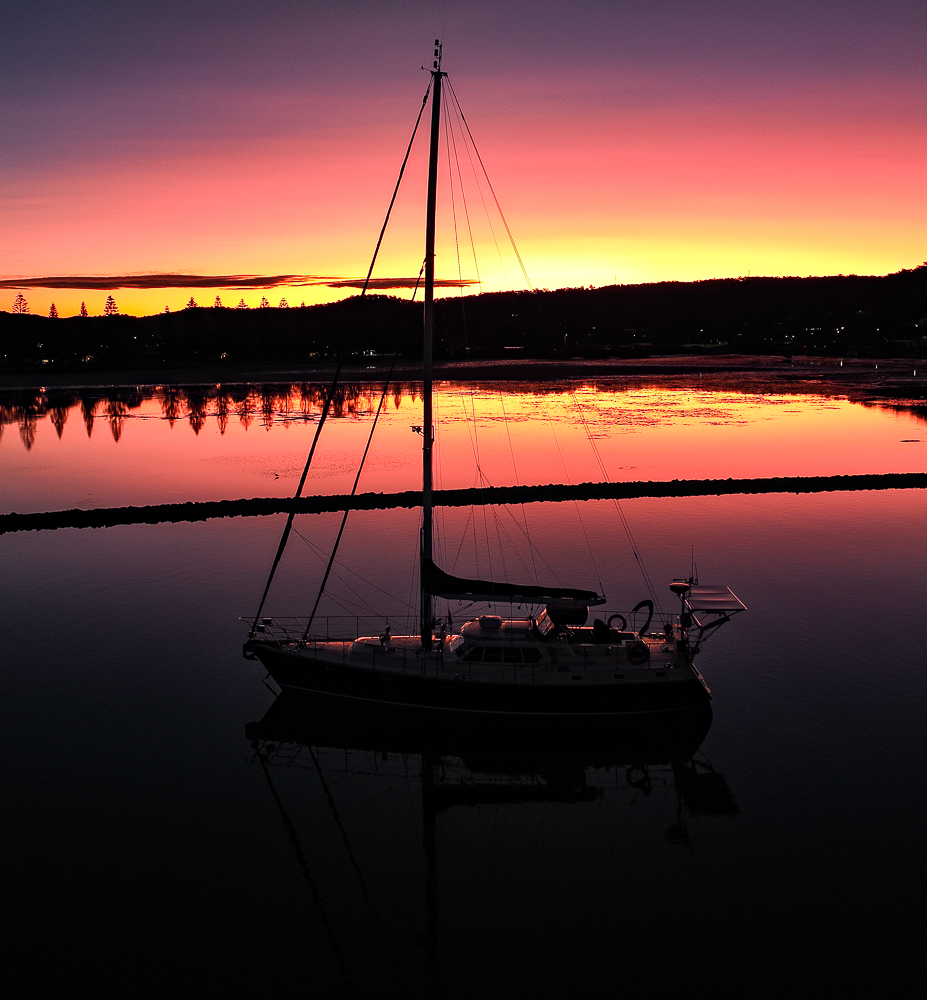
left=2, top=381, right=923, bottom=515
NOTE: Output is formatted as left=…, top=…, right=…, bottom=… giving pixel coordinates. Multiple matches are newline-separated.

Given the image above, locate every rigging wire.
left=466, top=386, right=496, bottom=583
left=302, top=357, right=400, bottom=638
left=568, top=387, right=662, bottom=611
left=499, top=392, right=540, bottom=585
left=438, top=79, right=553, bottom=594
left=453, top=388, right=482, bottom=580
left=445, top=388, right=562, bottom=589
left=444, top=90, right=477, bottom=352
left=447, top=77, right=599, bottom=596
left=362, top=80, right=434, bottom=293
left=306, top=746, right=406, bottom=993
left=446, top=85, right=510, bottom=289
left=442, top=438, right=558, bottom=587
left=447, top=78, right=533, bottom=291
left=406, top=526, right=421, bottom=631
left=449, top=82, right=645, bottom=602
left=253, top=748, right=358, bottom=998
left=447, top=98, right=482, bottom=291
left=451, top=464, right=562, bottom=584
left=443, top=95, right=465, bottom=303
left=449, top=503, right=476, bottom=574
left=411, top=257, right=426, bottom=301
left=435, top=99, right=476, bottom=589
left=292, top=525, right=415, bottom=615
left=489, top=499, right=547, bottom=581
left=248, top=369, right=345, bottom=637
left=492, top=502, right=510, bottom=585
left=432, top=383, right=448, bottom=586
left=538, top=390, right=604, bottom=595
left=492, top=501, right=565, bottom=583
left=249, top=80, right=432, bottom=633
left=447, top=74, right=558, bottom=353
left=488, top=507, right=526, bottom=578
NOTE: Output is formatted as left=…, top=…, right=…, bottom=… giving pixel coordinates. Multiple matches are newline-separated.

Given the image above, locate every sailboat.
left=243, top=43, right=745, bottom=715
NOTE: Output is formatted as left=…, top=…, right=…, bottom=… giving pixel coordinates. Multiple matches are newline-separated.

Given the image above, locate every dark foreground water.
left=3, top=380, right=927, bottom=997
left=3, top=485, right=927, bottom=998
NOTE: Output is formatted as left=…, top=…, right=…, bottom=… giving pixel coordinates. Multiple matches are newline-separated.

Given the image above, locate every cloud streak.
left=326, top=277, right=476, bottom=289
left=0, top=273, right=477, bottom=291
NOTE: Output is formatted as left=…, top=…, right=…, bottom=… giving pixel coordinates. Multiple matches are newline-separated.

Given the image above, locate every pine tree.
left=12, top=293, right=29, bottom=314
left=48, top=303, right=59, bottom=318
left=259, top=296, right=270, bottom=308
left=236, top=299, right=248, bottom=309
left=186, top=296, right=198, bottom=309
left=214, top=296, right=222, bottom=308
left=300, top=301, right=306, bottom=308
left=104, top=295, right=119, bottom=316
left=279, top=298, right=289, bottom=308
left=80, top=302, right=88, bottom=317
left=163, top=305, right=171, bottom=314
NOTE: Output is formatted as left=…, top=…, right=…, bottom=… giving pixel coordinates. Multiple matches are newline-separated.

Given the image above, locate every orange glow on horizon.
left=5, top=61, right=927, bottom=319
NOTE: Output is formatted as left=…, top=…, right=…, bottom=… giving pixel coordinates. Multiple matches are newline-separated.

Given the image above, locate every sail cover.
left=423, top=559, right=605, bottom=606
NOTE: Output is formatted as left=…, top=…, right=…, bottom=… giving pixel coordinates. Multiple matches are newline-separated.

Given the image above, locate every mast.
left=421, top=750, right=442, bottom=998
left=421, top=40, right=444, bottom=650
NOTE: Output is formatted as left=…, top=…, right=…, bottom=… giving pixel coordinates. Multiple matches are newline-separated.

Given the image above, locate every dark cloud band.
left=0, top=274, right=476, bottom=291
left=327, top=277, right=475, bottom=289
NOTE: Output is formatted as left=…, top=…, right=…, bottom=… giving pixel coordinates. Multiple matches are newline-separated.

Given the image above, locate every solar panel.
left=686, top=585, right=747, bottom=614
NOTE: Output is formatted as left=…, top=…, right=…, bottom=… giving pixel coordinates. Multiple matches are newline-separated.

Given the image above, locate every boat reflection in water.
left=247, top=694, right=735, bottom=832
left=246, top=695, right=737, bottom=998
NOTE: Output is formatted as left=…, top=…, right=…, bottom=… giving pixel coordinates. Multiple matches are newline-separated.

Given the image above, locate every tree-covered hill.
left=3, top=267, right=926, bottom=372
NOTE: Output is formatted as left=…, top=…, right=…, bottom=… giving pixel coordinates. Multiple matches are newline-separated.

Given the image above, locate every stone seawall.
left=2, top=472, right=925, bottom=534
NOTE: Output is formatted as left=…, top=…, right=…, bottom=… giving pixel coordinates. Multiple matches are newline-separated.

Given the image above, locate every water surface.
left=2, top=379, right=925, bottom=997
left=2, top=379, right=924, bottom=514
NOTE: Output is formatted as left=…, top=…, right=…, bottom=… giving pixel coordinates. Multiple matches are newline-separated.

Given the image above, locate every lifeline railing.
left=242, top=615, right=420, bottom=643
left=241, top=607, right=670, bottom=644
left=241, top=614, right=683, bottom=681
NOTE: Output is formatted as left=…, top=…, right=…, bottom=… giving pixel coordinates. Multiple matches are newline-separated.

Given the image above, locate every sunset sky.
left=3, top=1, right=926, bottom=317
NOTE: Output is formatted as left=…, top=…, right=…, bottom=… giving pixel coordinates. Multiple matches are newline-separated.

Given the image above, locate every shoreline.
left=1, top=354, right=926, bottom=407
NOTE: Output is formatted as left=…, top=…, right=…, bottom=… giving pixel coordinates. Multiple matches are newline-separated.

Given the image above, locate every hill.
left=2, top=267, right=926, bottom=373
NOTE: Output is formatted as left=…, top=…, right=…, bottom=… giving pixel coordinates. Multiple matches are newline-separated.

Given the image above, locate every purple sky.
left=3, top=1, right=926, bottom=314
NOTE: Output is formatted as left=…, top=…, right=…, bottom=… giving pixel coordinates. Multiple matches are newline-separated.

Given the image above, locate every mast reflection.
left=246, top=696, right=736, bottom=997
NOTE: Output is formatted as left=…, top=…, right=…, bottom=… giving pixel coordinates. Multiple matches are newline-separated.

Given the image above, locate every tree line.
left=8, top=292, right=301, bottom=319
left=2, top=266, right=926, bottom=371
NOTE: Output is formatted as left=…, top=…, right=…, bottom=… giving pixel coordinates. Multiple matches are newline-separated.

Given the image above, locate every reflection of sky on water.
left=3, top=487, right=926, bottom=995
left=2, top=380, right=926, bottom=996
left=1, top=380, right=925, bottom=514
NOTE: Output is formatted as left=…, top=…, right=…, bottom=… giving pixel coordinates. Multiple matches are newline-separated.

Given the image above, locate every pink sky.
left=3, top=2, right=926, bottom=317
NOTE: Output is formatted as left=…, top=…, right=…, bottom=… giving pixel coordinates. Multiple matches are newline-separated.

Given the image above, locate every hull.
left=250, top=640, right=710, bottom=717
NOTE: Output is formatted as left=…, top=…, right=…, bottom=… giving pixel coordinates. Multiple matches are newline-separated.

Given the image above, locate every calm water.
left=2, top=380, right=926, bottom=997
left=2, top=378, right=925, bottom=513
